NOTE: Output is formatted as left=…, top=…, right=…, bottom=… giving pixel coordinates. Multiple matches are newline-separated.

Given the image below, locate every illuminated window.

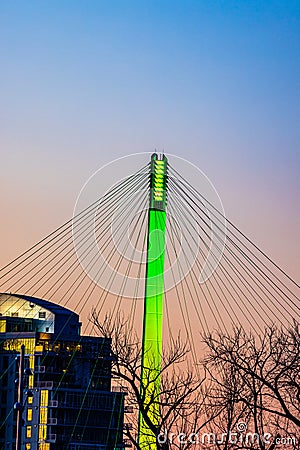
left=40, top=408, right=47, bottom=424
left=54, top=343, right=60, bottom=352
left=0, top=320, right=6, bottom=332
left=27, top=408, right=32, bottom=421
left=39, top=425, right=47, bottom=440
left=28, top=355, right=35, bottom=388
left=26, top=426, right=32, bottom=438
left=35, top=345, right=43, bottom=352
left=40, top=390, right=48, bottom=407
left=28, top=375, right=34, bottom=389
left=26, top=444, right=31, bottom=450
left=3, top=338, right=35, bottom=353
left=39, top=444, right=50, bottom=450
left=28, top=396, right=33, bottom=404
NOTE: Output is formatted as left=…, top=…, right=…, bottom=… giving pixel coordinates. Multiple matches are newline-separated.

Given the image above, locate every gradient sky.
left=1, top=0, right=299, bottom=284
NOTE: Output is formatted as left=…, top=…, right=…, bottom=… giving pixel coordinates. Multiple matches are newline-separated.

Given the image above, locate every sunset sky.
left=1, top=0, right=299, bottom=289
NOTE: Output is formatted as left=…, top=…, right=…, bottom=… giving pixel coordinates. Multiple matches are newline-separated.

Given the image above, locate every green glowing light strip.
left=138, top=153, right=168, bottom=449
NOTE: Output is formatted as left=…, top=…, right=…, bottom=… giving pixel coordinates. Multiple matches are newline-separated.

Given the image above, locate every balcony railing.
left=46, top=434, right=57, bottom=443
left=49, top=400, right=58, bottom=407
left=47, top=418, right=57, bottom=425
left=35, top=365, right=45, bottom=373
left=36, top=381, right=53, bottom=389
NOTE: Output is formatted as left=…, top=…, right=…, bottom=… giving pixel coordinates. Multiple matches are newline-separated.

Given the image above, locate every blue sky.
left=0, top=0, right=299, bottom=279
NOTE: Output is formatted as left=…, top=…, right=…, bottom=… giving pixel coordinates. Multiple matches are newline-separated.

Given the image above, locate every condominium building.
left=0, top=293, right=125, bottom=450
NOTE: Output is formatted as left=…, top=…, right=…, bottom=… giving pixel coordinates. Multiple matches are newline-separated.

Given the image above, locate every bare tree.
left=91, top=309, right=300, bottom=449
left=203, top=323, right=300, bottom=450
left=91, top=309, right=208, bottom=449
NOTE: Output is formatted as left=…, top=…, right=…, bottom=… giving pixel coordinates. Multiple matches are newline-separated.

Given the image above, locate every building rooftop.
left=0, top=293, right=80, bottom=337
left=0, top=292, right=78, bottom=317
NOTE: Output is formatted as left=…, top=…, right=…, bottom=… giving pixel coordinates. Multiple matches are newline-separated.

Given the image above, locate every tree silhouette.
left=203, top=323, right=300, bottom=449
left=91, top=309, right=207, bottom=449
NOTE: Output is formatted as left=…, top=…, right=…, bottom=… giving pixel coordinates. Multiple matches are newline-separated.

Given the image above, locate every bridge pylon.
left=138, top=153, right=168, bottom=448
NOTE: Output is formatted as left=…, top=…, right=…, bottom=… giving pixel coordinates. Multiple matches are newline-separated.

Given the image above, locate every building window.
left=26, top=426, right=32, bottom=438
left=39, top=425, right=47, bottom=441
left=39, top=312, right=46, bottom=319
left=11, top=312, right=19, bottom=317
left=40, top=408, right=47, bottom=424
left=0, top=320, right=5, bottom=332
left=27, top=408, right=32, bottom=421
left=40, top=390, right=48, bottom=407
left=3, top=338, right=35, bottom=353
left=28, top=396, right=33, bottom=404
left=26, top=444, right=31, bottom=450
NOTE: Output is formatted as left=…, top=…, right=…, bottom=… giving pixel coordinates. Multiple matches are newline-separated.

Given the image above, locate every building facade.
left=0, top=293, right=125, bottom=450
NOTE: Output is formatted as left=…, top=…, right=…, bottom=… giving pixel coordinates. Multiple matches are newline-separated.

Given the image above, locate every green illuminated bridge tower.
left=0, top=152, right=298, bottom=450
left=138, top=153, right=168, bottom=448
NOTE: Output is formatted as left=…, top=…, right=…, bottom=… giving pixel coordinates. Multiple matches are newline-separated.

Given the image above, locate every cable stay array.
left=0, top=157, right=299, bottom=440
left=0, top=159, right=299, bottom=342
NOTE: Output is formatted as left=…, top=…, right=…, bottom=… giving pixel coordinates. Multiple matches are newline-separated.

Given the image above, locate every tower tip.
left=151, top=151, right=167, bottom=162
